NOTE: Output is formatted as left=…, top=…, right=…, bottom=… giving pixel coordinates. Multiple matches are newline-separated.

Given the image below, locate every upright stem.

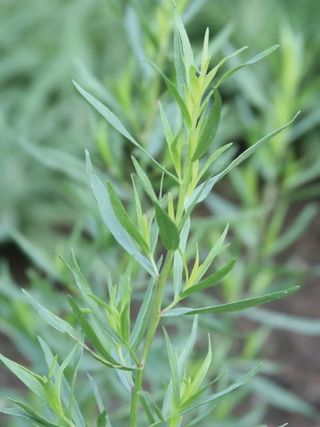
left=129, top=251, right=174, bottom=427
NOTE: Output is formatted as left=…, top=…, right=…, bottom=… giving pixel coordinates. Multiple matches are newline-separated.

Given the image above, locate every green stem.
left=129, top=251, right=174, bottom=427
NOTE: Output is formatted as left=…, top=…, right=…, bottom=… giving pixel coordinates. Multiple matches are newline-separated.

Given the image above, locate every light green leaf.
left=180, top=258, right=235, bottom=299
left=178, top=365, right=261, bottom=415
left=131, top=156, right=157, bottom=202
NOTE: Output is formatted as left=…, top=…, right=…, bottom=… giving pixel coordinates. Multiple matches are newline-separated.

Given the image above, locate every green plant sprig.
left=0, top=10, right=300, bottom=427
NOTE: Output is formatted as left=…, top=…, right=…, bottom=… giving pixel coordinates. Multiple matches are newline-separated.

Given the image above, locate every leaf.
left=163, top=286, right=300, bottom=317
left=154, top=203, right=180, bottom=251
left=130, top=278, right=156, bottom=349
left=8, top=399, right=60, bottom=427
left=178, top=365, right=261, bottom=415
left=180, top=258, right=235, bottom=299
left=208, top=113, right=300, bottom=188
left=181, top=336, right=212, bottom=406
left=164, top=329, right=180, bottom=406
left=68, top=297, right=126, bottom=370
left=86, top=152, right=157, bottom=277
left=174, top=11, right=194, bottom=76
left=140, top=391, right=165, bottom=424
left=38, top=338, right=85, bottom=427
left=22, top=290, right=77, bottom=337
left=215, top=45, right=279, bottom=88
left=192, top=90, right=222, bottom=160
left=0, top=354, right=45, bottom=399
left=148, top=61, right=191, bottom=128
left=73, top=81, right=178, bottom=183
left=106, top=182, right=149, bottom=253
left=131, top=156, right=157, bottom=202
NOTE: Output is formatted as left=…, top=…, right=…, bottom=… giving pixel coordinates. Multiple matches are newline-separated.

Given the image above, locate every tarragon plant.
left=0, top=10, right=299, bottom=427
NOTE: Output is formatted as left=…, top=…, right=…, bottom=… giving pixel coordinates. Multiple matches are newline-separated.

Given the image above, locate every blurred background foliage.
left=0, top=0, right=319, bottom=426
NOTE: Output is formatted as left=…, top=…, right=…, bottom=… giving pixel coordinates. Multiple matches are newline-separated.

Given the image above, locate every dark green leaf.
left=192, top=90, right=222, bottom=161
left=148, top=62, right=191, bottom=128
left=154, top=203, right=180, bottom=251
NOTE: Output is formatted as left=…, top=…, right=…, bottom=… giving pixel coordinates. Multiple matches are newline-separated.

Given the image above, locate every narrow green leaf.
left=214, top=113, right=300, bottom=185
left=148, top=62, right=191, bottom=128
left=164, top=286, right=300, bottom=317
left=131, top=156, right=157, bottom=202
left=215, top=45, right=279, bottom=88
left=74, top=81, right=178, bottom=183
left=178, top=365, right=261, bottom=415
left=68, top=297, right=125, bottom=369
left=174, top=25, right=187, bottom=92
left=164, top=329, right=180, bottom=406
left=106, top=182, right=149, bottom=253
left=130, top=278, right=155, bottom=349
left=9, top=399, right=60, bottom=427
left=86, top=153, right=157, bottom=277
left=155, top=203, right=180, bottom=251
left=22, top=290, right=77, bottom=337
left=180, top=259, right=235, bottom=299
left=174, top=11, right=194, bottom=74
left=0, top=355, right=45, bottom=399
left=192, top=90, right=222, bottom=160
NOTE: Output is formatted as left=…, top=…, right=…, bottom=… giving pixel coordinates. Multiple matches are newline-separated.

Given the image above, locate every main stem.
left=129, top=251, right=174, bottom=427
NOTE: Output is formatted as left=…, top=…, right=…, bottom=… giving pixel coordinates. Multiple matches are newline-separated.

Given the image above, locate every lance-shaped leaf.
left=106, top=182, right=150, bottom=254
left=215, top=45, right=279, bottom=88
left=73, top=81, right=178, bottom=183
left=215, top=112, right=300, bottom=182
left=0, top=354, right=45, bottom=400
left=192, top=90, right=222, bottom=161
left=86, top=152, right=157, bottom=277
left=180, top=258, right=236, bottom=299
left=148, top=61, right=191, bottom=128
left=186, top=113, right=300, bottom=212
left=131, top=156, right=157, bottom=202
left=177, top=365, right=261, bottom=416
left=68, top=297, right=127, bottom=370
left=155, top=202, right=180, bottom=251
left=163, top=286, right=299, bottom=317
left=7, top=399, right=61, bottom=427
left=164, top=329, right=180, bottom=407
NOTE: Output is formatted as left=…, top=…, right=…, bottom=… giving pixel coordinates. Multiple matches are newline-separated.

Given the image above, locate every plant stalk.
left=129, top=251, right=174, bottom=427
